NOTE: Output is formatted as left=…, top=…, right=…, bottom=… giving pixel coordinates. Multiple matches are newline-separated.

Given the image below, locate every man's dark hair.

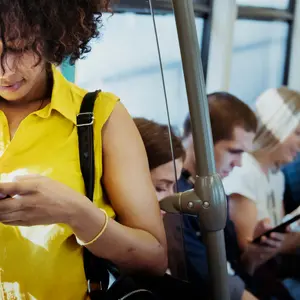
left=0, top=0, right=110, bottom=66
left=183, top=92, right=257, bottom=144
left=134, top=118, right=185, bottom=171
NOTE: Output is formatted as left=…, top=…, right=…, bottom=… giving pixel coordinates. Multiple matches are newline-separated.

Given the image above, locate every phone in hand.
left=252, top=214, right=300, bottom=244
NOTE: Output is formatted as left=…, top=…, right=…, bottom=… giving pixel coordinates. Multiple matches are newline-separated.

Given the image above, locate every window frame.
left=62, top=0, right=297, bottom=89
left=235, top=0, right=296, bottom=85
left=61, top=0, right=210, bottom=83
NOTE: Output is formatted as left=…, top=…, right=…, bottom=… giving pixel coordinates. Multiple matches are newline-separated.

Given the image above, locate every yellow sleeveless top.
left=0, top=66, right=119, bottom=299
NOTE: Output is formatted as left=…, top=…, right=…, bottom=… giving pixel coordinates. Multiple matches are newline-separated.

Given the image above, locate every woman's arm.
left=0, top=103, right=167, bottom=275
left=230, top=194, right=290, bottom=271
left=229, top=194, right=259, bottom=250
left=70, top=103, right=168, bottom=275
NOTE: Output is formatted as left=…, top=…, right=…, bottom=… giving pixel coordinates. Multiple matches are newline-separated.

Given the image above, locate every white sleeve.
left=222, top=166, right=258, bottom=204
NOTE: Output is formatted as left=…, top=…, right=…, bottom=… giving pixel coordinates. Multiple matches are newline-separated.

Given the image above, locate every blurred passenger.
left=222, top=87, right=300, bottom=299
left=179, top=92, right=258, bottom=299
left=223, top=87, right=300, bottom=250
left=135, top=117, right=257, bottom=300
left=134, top=117, right=185, bottom=274
left=180, top=92, right=262, bottom=300
left=134, top=118, right=184, bottom=202
left=134, top=117, right=212, bottom=299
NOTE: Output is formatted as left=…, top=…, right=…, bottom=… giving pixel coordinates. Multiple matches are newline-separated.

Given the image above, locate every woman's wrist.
left=65, top=196, right=107, bottom=243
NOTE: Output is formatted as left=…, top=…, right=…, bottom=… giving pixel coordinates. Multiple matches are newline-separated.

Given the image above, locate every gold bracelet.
left=76, top=208, right=109, bottom=246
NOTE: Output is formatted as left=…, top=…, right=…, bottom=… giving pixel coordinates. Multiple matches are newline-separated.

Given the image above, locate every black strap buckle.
left=77, top=112, right=94, bottom=127
left=87, top=279, right=104, bottom=293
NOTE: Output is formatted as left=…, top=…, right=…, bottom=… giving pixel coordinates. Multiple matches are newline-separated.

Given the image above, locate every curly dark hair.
left=0, top=0, right=110, bottom=66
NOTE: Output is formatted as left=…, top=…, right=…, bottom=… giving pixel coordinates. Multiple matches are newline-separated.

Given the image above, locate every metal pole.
left=171, top=1, right=230, bottom=299
left=172, top=0, right=214, bottom=177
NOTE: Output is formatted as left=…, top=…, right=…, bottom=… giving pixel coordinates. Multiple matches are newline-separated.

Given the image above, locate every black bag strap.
left=77, top=91, right=110, bottom=299
left=77, top=91, right=98, bottom=201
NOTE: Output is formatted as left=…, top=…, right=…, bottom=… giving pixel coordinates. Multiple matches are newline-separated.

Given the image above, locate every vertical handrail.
left=171, top=1, right=230, bottom=299
left=172, top=0, right=215, bottom=176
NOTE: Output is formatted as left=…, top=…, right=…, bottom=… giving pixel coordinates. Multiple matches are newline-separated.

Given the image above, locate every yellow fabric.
left=0, top=66, right=119, bottom=300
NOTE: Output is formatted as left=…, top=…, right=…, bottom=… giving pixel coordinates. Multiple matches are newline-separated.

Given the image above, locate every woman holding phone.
left=223, top=87, right=300, bottom=297
left=223, top=87, right=300, bottom=251
left=0, top=1, right=167, bottom=298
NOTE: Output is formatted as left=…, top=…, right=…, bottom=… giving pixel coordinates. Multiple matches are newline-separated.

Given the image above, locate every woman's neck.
left=252, top=151, right=275, bottom=175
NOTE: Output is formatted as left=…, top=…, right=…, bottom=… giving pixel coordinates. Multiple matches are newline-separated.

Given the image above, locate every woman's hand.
left=0, top=103, right=168, bottom=275
left=242, top=218, right=300, bottom=274
left=241, top=218, right=285, bottom=274
left=0, top=175, right=87, bottom=226
left=278, top=231, right=300, bottom=253
left=254, top=217, right=300, bottom=253
left=242, top=236, right=283, bottom=274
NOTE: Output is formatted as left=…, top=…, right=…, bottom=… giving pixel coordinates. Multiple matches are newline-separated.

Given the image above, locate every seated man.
left=180, top=92, right=291, bottom=299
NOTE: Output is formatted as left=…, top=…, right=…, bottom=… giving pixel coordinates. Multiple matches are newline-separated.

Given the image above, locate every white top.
left=222, top=153, right=284, bottom=227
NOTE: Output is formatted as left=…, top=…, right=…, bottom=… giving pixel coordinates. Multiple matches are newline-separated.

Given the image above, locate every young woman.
left=223, top=87, right=300, bottom=250
left=223, top=87, right=300, bottom=299
left=0, top=1, right=167, bottom=299
left=133, top=118, right=185, bottom=202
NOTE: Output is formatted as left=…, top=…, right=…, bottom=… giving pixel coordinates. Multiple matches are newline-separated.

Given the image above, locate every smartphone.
left=252, top=214, right=300, bottom=244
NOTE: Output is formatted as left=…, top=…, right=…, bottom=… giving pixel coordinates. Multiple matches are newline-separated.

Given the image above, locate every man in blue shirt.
left=179, top=92, right=293, bottom=299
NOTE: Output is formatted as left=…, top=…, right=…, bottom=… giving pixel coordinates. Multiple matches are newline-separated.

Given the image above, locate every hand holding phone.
left=243, top=229, right=284, bottom=274
left=252, top=214, right=300, bottom=244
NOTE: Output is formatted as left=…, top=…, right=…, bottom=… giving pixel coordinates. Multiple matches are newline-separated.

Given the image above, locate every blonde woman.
left=223, top=87, right=300, bottom=251
left=222, top=87, right=300, bottom=298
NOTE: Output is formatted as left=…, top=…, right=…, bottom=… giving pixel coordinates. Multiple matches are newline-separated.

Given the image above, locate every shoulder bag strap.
left=77, top=90, right=110, bottom=299
left=77, top=91, right=98, bottom=201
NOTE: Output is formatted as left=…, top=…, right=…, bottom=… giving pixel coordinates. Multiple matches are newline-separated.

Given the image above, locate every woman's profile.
left=223, top=87, right=300, bottom=298
left=223, top=87, right=300, bottom=249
